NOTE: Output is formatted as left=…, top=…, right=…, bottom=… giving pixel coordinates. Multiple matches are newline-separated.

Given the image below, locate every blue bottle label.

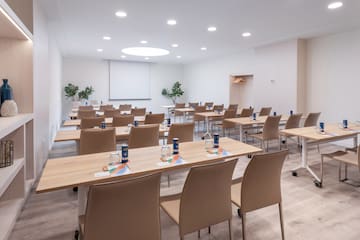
left=122, top=145, right=128, bottom=163
left=253, top=113, right=256, bottom=120
left=167, top=118, right=171, bottom=127
left=343, top=120, right=348, bottom=129
left=319, top=122, right=325, bottom=132
left=173, top=138, right=179, bottom=155
left=214, top=134, right=219, bottom=148
left=134, top=120, right=138, bottom=127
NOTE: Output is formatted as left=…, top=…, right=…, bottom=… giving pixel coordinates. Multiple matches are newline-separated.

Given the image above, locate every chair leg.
left=241, top=212, right=246, bottom=240
left=167, top=175, right=170, bottom=187
left=198, top=230, right=200, bottom=238
left=320, top=155, right=324, bottom=186
left=279, top=202, right=285, bottom=240
left=228, top=219, right=232, bottom=240
left=208, top=226, right=211, bottom=234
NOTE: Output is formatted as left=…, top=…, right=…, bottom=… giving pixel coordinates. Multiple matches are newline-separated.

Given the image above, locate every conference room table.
left=36, top=137, right=262, bottom=217
left=68, top=110, right=133, bottom=119
left=63, top=116, right=146, bottom=127
left=224, top=115, right=293, bottom=141
left=281, top=122, right=360, bottom=187
left=195, top=111, right=225, bottom=138
left=55, top=125, right=168, bottom=142
left=161, top=105, right=175, bottom=118
left=174, top=107, right=195, bottom=122
left=71, top=106, right=101, bottom=112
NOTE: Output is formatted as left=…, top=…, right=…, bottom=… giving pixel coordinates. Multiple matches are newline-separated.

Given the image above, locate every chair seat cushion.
left=160, top=198, right=181, bottom=224
left=231, top=182, right=242, bottom=208
left=333, top=152, right=359, bottom=166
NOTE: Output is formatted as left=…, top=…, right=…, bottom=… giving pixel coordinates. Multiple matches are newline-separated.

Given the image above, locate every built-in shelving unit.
left=0, top=0, right=34, bottom=239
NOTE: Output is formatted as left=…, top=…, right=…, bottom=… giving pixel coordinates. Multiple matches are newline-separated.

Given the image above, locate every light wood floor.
left=9, top=128, right=360, bottom=240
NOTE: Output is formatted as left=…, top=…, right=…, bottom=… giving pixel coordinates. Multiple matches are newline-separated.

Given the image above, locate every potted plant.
left=161, top=81, right=184, bottom=104
left=78, top=86, right=94, bottom=103
left=64, top=83, right=79, bottom=101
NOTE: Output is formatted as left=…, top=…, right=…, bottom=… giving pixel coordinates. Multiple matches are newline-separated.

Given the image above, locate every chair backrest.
left=239, top=108, right=254, bottom=118
left=167, top=122, right=195, bottom=143
left=241, top=150, right=288, bottom=213
left=304, top=112, right=321, bottom=127
left=104, top=109, right=121, bottom=118
left=83, top=173, right=161, bottom=240
left=90, top=100, right=99, bottom=105
left=285, top=113, right=302, bottom=129
left=112, top=115, right=135, bottom=127
left=193, top=106, right=207, bottom=121
left=131, top=108, right=146, bottom=116
left=79, top=105, right=94, bottom=111
left=262, top=115, right=281, bottom=140
left=179, top=159, right=237, bottom=236
left=204, top=102, right=214, bottom=108
left=128, top=124, right=159, bottom=149
left=78, top=110, right=96, bottom=119
left=119, top=104, right=132, bottom=112
left=188, top=102, right=199, bottom=109
left=100, top=104, right=114, bottom=111
left=144, top=113, right=165, bottom=125
left=259, top=107, right=272, bottom=116
left=213, top=104, right=224, bottom=112
left=175, top=103, right=186, bottom=108
left=80, top=117, right=105, bottom=129
left=79, top=128, right=116, bottom=155
left=228, top=104, right=238, bottom=111
left=223, top=110, right=237, bottom=129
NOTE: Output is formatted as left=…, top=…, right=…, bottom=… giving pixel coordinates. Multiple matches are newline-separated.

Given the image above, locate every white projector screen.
left=109, top=61, right=151, bottom=100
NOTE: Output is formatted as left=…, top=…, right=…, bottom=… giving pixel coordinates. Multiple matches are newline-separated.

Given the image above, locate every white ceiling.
left=38, top=0, right=360, bottom=63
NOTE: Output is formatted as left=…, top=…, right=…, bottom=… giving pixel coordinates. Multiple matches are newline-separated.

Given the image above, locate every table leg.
left=202, top=116, right=212, bottom=139
left=183, top=112, right=186, bottom=123
left=239, top=125, right=243, bottom=142
left=301, top=137, right=307, bottom=168
left=78, top=186, right=89, bottom=217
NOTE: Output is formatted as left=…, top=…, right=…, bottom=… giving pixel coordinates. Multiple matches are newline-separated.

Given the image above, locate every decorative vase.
left=0, top=100, right=18, bottom=117
left=0, top=79, right=14, bottom=104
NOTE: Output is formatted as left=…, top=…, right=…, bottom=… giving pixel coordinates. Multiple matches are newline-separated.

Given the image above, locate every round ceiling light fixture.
left=328, top=2, right=343, bottom=9
left=122, top=47, right=170, bottom=57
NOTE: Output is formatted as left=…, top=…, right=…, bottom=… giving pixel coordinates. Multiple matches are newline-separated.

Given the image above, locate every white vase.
left=1, top=100, right=18, bottom=117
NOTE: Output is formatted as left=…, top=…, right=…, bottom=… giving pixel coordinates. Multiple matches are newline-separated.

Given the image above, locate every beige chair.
left=213, top=104, right=224, bottom=112
left=259, top=107, right=272, bottom=116
left=119, top=104, right=132, bottom=112
left=280, top=113, right=302, bottom=148
left=239, top=108, right=254, bottom=118
left=204, top=102, right=214, bottom=109
left=193, top=106, right=207, bottom=131
left=145, top=113, right=165, bottom=125
left=231, top=150, right=288, bottom=240
left=188, top=102, right=199, bottom=109
left=78, top=110, right=96, bottom=119
left=167, top=122, right=195, bottom=143
left=79, top=173, right=161, bottom=240
left=303, top=112, right=321, bottom=127
left=214, top=110, right=237, bottom=136
left=161, top=159, right=238, bottom=240
left=228, top=104, right=238, bottom=111
left=174, top=103, right=186, bottom=120
left=112, top=115, right=134, bottom=127
left=79, top=128, right=116, bottom=155
left=104, top=109, right=121, bottom=118
left=128, top=124, right=159, bottom=149
left=80, top=117, right=105, bottom=129
left=79, top=105, right=94, bottom=111
left=131, top=108, right=146, bottom=116
left=320, top=145, right=360, bottom=188
left=249, top=115, right=281, bottom=151
left=90, top=100, right=99, bottom=106
left=100, top=104, right=114, bottom=111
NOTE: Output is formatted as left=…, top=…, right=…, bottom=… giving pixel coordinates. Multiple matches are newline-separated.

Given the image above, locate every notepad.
left=206, top=148, right=230, bottom=158
left=95, top=163, right=131, bottom=177
left=157, top=155, right=186, bottom=166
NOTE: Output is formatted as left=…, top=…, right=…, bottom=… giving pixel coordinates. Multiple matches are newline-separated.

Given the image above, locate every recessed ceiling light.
left=176, top=56, right=182, bottom=59
left=97, top=48, right=103, bottom=52
left=167, top=19, right=177, bottom=25
left=242, top=32, right=251, bottom=37
left=207, top=26, right=217, bottom=32
left=144, top=57, right=150, bottom=60
left=115, top=11, right=127, bottom=18
left=103, top=36, right=111, bottom=40
left=171, top=44, right=179, bottom=48
left=140, top=40, right=148, bottom=44
left=328, top=2, right=343, bottom=9
left=122, top=47, right=170, bottom=57
left=200, top=47, right=207, bottom=51
left=121, top=55, right=126, bottom=58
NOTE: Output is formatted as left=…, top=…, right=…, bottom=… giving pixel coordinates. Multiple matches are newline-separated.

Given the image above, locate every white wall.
left=33, top=1, right=62, bottom=174
left=183, top=51, right=256, bottom=108
left=62, top=57, right=184, bottom=119
left=306, top=28, right=360, bottom=126
left=184, top=40, right=301, bottom=114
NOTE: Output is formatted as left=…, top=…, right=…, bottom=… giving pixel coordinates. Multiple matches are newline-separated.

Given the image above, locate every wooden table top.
left=55, top=125, right=168, bottom=142
left=224, top=115, right=291, bottom=126
left=63, top=116, right=146, bottom=127
left=36, top=137, right=262, bottom=193
left=195, top=111, right=225, bottom=118
left=280, top=123, right=360, bottom=141
left=175, top=107, right=195, bottom=113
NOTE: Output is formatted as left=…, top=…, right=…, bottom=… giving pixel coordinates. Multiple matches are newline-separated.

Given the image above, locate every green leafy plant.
left=78, top=86, right=94, bottom=100
left=64, top=83, right=79, bottom=100
left=161, top=81, right=184, bottom=104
